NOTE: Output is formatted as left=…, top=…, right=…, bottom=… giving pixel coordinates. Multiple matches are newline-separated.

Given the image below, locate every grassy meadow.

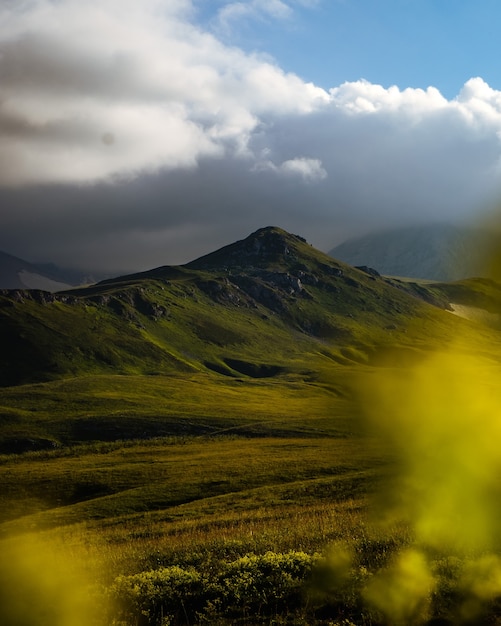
left=0, top=366, right=389, bottom=625
left=4, top=355, right=501, bottom=625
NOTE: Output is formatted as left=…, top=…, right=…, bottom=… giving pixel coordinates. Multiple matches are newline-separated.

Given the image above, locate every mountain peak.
left=186, top=226, right=308, bottom=271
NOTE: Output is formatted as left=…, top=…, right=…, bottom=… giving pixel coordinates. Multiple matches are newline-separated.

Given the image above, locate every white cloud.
left=280, top=157, right=327, bottom=180
left=292, top=0, right=320, bottom=6
left=213, top=0, right=321, bottom=33
left=0, top=0, right=326, bottom=186
left=256, top=157, right=327, bottom=181
left=3, top=1, right=501, bottom=270
left=215, top=0, right=293, bottom=34
left=329, top=80, right=449, bottom=115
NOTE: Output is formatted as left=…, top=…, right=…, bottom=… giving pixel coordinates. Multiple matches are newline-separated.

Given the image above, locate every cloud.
left=213, top=0, right=321, bottom=32
left=2, top=1, right=501, bottom=272
left=214, top=0, right=295, bottom=35
left=0, top=0, right=327, bottom=186
left=255, top=157, right=327, bottom=181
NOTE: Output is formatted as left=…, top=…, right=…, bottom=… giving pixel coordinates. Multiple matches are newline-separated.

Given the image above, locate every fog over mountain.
left=0, top=250, right=103, bottom=291
left=329, top=223, right=488, bottom=281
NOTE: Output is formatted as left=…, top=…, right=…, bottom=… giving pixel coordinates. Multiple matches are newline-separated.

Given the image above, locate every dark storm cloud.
left=0, top=156, right=333, bottom=272
left=2, top=1, right=501, bottom=274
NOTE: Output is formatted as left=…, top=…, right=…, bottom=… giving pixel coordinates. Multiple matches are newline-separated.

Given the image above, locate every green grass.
left=1, top=351, right=498, bottom=625
left=3, top=226, right=495, bottom=389
left=2, top=355, right=501, bottom=624
left=0, top=435, right=383, bottom=528
left=0, top=358, right=388, bottom=624
left=0, top=429, right=386, bottom=625
left=0, top=366, right=359, bottom=449
left=4, top=230, right=501, bottom=623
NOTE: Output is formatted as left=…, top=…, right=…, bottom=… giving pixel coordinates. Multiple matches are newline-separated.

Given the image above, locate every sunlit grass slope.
left=2, top=227, right=501, bottom=624
left=1, top=227, right=488, bottom=388
left=0, top=435, right=383, bottom=530
left=3, top=227, right=494, bottom=449
left=0, top=365, right=359, bottom=448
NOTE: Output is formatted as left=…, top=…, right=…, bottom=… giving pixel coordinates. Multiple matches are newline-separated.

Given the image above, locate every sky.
left=2, top=0, right=501, bottom=274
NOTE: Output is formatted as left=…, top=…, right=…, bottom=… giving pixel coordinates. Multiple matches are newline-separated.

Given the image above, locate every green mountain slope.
left=0, top=227, right=462, bottom=384
left=3, top=228, right=501, bottom=626
left=1, top=226, right=501, bottom=453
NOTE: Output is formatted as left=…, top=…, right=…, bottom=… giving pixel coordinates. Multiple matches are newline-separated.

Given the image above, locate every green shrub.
left=215, top=550, right=319, bottom=617
left=111, top=565, right=203, bottom=625
left=110, top=551, right=320, bottom=625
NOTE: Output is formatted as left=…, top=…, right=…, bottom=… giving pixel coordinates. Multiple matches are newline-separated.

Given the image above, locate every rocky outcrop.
left=356, top=265, right=381, bottom=278
left=196, top=279, right=243, bottom=306
left=186, top=227, right=306, bottom=270
left=86, top=287, right=168, bottom=321
left=225, top=269, right=313, bottom=313
left=229, top=275, right=288, bottom=313
left=0, top=289, right=77, bottom=306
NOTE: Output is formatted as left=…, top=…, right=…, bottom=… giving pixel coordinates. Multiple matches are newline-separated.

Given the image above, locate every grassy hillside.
left=3, top=227, right=498, bottom=449
left=0, top=227, right=490, bottom=388
left=2, top=227, right=501, bottom=624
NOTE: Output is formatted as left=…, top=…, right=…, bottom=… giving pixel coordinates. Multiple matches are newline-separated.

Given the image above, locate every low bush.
left=110, top=550, right=321, bottom=625
left=111, top=565, right=204, bottom=625
left=109, top=545, right=501, bottom=625
left=215, top=550, right=319, bottom=618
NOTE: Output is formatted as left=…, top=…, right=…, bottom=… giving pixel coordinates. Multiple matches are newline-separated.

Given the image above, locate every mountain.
left=0, top=225, right=491, bottom=391
left=329, top=223, right=487, bottom=281
left=3, top=230, right=501, bottom=626
left=0, top=250, right=99, bottom=291
left=0, top=250, right=73, bottom=291
left=2, top=225, right=501, bottom=455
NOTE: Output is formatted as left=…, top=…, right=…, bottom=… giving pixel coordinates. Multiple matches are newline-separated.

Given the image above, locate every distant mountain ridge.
left=329, top=223, right=487, bottom=281
left=0, top=250, right=103, bottom=291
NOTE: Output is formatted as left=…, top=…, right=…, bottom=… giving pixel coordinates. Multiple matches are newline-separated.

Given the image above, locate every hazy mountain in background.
left=329, top=223, right=487, bottom=281
left=0, top=250, right=105, bottom=291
